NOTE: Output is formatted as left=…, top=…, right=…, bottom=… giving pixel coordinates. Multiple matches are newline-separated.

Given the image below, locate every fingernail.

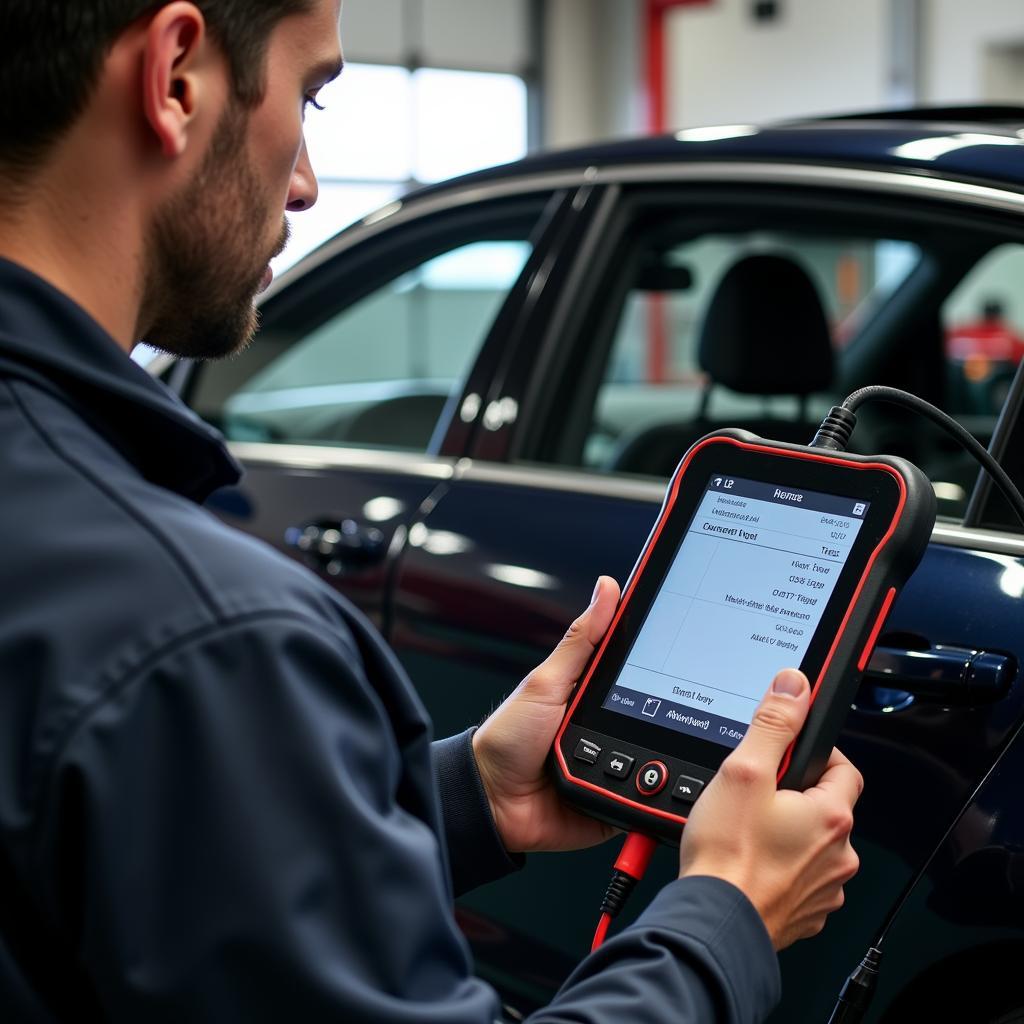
left=590, top=578, right=603, bottom=606
left=772, top=669, right=806, bottom=698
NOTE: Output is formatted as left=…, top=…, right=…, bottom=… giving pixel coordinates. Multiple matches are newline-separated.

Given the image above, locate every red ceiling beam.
left=644, top=1, right=712, bottom=384
left=646, top=0, right=713, bottom=133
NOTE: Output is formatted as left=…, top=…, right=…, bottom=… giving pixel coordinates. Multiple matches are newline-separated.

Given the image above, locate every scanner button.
left=574, top=738, right=601, bottom=765
left=671, top=775, right=706, bottom=804
left=636, top=760, right=668, bottom=796
left=604, top=752, right=635, bottom=780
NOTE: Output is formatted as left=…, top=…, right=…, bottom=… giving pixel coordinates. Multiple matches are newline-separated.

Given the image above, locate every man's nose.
left=287, top=137, right=318, bottom=212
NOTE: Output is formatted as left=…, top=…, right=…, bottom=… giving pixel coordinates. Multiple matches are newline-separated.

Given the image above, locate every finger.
left=824, top=746, right=854, bottom=771
left=579, top=575, right=620, bottom=645
left=727, top=669, right=810, bottom=776
left=808, top=750, right=864, bottom=808
left=524, top=577, right=620, bottom=704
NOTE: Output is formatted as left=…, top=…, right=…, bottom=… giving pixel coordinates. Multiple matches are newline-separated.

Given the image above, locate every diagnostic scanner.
left=552, top=430, right=936, bottom=843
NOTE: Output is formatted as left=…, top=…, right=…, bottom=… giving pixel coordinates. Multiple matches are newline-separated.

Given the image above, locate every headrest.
left=698, top=254, right=834, bottom=395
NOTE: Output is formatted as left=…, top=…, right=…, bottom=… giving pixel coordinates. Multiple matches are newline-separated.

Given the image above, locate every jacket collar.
left=0, top=258, right=240, bottom=502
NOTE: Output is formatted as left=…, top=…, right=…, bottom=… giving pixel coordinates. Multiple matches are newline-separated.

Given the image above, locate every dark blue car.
left=162, top=106, right=1024, bottom=1023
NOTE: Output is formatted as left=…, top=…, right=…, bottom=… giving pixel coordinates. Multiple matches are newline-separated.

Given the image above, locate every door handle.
left=285, top=519, right=386, bottom=574
left=860, top=645, right=1016, bottom=707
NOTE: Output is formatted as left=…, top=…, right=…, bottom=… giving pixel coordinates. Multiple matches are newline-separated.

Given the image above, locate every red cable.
left=590, top=833, right=658, bottom=950
left=590, top=913, right=612, bottom=952
left=614, top=831, right=657, bottom=878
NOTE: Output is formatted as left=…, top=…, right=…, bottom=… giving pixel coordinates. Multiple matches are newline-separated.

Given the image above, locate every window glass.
left=942, top=243, right=1024, bottom=420
left=272, top=64, right=531, bottom=273
left=304, top=64, right=414, bottom=181
left=412, top=69, right=529, bottom=183
left=532, top=200, right=1024, bottom=522
left=209, top=239, right=532, bottom=452
left=276, top=184, right=403, bottom=276
left=583, top=233, right=921, bottom=471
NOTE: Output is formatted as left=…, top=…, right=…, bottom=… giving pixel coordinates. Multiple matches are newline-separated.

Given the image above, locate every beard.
left=140, top=103, right=289, bottom=361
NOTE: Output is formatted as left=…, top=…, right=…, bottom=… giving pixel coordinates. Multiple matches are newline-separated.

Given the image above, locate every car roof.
left=277, top=106, right=1024, bottom=287
left=408, top=106, right=1024, bottom=200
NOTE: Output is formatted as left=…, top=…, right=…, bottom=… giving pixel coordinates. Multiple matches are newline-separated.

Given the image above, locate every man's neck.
left=0, top=168, right=144, bottom=354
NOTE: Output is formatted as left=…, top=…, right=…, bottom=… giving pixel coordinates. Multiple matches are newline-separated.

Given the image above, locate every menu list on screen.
left=602, top=474, right=869, bottom=749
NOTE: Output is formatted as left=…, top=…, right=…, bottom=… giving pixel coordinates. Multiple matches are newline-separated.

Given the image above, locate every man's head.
left=141, top=86, right=291, bottom=360
left=1, top=1, right=313, bottom=183
left=0, top=1, right=343, bottom=357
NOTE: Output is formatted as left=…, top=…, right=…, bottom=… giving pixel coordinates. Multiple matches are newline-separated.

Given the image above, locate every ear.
left=140, top=2, right=212, bottom=159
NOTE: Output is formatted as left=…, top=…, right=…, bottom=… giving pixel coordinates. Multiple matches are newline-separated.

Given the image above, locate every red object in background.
left=644, top=1, right=712, bottom=384
left=645, top=295, right=670, bottom=385
left=645, top=0, right=713, bottom=134
left=947, top=315, right=1024, bottom=366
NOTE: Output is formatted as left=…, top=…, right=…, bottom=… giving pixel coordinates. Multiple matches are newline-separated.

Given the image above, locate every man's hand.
left=472, top=577, right=621, bottom=854
left=678, top=669, right=862, bottom=950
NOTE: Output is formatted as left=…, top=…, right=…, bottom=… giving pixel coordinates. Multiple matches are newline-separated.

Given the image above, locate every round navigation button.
left=635, top=760, right=668, bottom=797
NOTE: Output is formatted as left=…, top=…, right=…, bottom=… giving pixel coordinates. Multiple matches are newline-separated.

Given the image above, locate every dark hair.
left=0, top=1, right=313, bottom=174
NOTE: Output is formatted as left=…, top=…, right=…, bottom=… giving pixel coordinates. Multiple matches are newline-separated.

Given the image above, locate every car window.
left=522, top=190, right=1024, bottom=522
left=943, top=243, right=1024, bottom=421
left=224, top=241, right=530, bottom=450
left=190, top=203, right=543, bottom=453
left=583, top=232, right=920, bottom=471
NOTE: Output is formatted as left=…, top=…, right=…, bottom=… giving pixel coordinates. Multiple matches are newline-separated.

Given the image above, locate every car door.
left=388, top=165, right=1024, bottom=1020
left=179, top=187, right=570, bottom=631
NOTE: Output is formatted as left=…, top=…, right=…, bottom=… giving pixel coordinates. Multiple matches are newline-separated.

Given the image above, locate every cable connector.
left=811, top=406, right=858, bottom=452
left=826, top=946, right=883, bottom=1024
left=591, top=832, right=657, bottom=951
left=598, top=870, right=639, bottom=920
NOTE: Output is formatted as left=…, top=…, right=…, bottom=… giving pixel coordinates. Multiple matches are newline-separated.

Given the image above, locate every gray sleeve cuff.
left=625, top=876, right=781, bottom=1022
left=432, top=728, right=524, bottom=897
left=535, top=876, right=780, bottom=1023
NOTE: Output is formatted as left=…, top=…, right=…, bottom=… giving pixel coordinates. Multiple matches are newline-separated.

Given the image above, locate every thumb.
left=733, top=669, right=811, bottom=774
left=523, top=576, right=619, bottom=705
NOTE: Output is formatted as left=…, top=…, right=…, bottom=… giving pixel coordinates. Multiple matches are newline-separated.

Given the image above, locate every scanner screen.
left=602, top=474, right=869, bottom=749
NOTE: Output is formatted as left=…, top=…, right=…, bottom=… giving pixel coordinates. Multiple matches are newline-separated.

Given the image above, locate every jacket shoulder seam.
left=32, top=608, right=351, bottom=864
left=4, top=376, right=224, bottom=621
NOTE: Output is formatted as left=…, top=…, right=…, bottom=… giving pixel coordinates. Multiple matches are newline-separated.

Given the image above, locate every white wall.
left=341, top=0, right=530, bottom=72
left=337, top=0, right=1024, bottom=156
left=543, top=0, right=602, bottom=147
left=543, top=0, right=643, bottom=148
left=666, top=0, right=889, bottom=128
left=923, top=0, right=1024, bottom=104
left=340, top=0, right=405, bottom=63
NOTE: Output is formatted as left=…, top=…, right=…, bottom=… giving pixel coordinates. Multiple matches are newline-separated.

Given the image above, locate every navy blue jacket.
left=0, top=259, right=780, bottom=1022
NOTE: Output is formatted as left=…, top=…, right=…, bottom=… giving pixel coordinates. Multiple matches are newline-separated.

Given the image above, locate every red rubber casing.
left=552, top=430, right=936, bottom=843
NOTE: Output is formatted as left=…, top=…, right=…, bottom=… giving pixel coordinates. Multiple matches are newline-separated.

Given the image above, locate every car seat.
left=608, top=253, right=835, bottom=475
left=324, top=391, right=450, bottom=449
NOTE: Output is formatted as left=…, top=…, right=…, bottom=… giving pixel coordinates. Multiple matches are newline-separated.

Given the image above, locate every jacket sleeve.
left=33, top=613, right=503, bottom=1023
left=528, top=876, right=781, bottom=1024
left=432, top=729, right=523, bottom=897
left=32, top=612, right=780, bottom=1024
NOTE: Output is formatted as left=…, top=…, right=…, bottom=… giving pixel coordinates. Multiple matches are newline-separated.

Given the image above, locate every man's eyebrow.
left=310, top=56, right=345, bottom=86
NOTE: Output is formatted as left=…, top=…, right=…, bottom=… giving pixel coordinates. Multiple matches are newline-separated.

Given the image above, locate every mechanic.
left=0, top=2, right=861, bottom=1021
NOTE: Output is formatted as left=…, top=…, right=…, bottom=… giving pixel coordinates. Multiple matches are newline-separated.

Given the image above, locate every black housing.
left=553, top=429, right=937, bottom=843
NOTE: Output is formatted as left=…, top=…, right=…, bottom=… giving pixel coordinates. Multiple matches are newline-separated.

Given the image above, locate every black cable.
left=827, top=696, right=1024, bottom=1023
left=840, top=385, right=1024, bottom=528
left=809, top=405, right=858, bottom=452
left=814, top=386, right=1024, bottom=1021
left=827, top=948, right=882, bottom=1024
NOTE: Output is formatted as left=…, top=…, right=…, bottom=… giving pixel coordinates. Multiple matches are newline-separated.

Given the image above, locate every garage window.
left=279, top=64, right=530, bottom=271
